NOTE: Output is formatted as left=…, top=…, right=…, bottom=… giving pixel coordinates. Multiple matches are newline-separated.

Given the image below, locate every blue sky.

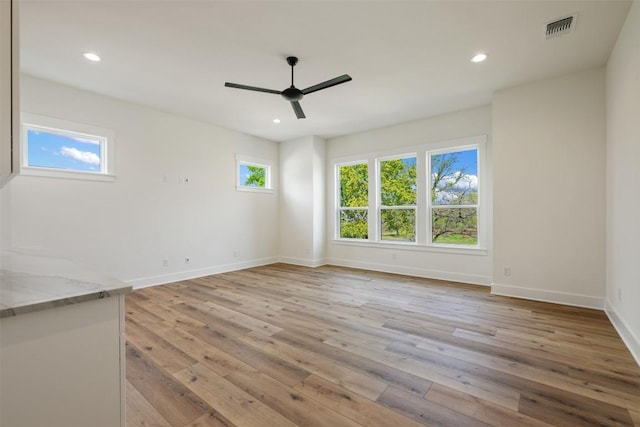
left=239, top=164, right=253, bottom=185
left=437, top=148, right=477, bottom=175
left=391, top=150, right=476, bottom=175
left=27, top=129, right=102, bottom=172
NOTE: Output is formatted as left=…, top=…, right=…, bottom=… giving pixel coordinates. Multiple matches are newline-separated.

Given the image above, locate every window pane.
left=239, top=164, right=266, bottom=188
left=380, top=157, right=416, bottom=206
left=339, top=163, right=368, bottom=207
left=27, top=129, right=102, bottom=172
left=340, top=209, right=368, bottom=239
left=431, top=149, right=477, bottom=205
left=432, top=208, right=477, bottom=245
left=381, top=208, right=415, bottom=242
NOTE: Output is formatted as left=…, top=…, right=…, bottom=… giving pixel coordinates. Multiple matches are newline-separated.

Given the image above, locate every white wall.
left=606, top=0, right=640, bottom=362
left=492, top=67, right=606, bottom=308
left=311, top=136, right=327, bottom=262
left=0, top=184, right=9, bottom=250
left=7, top=75, right=279, bottom=287
left=325, top=106, right=493, bottom=285
left=279, top=135, right=326, bottom=266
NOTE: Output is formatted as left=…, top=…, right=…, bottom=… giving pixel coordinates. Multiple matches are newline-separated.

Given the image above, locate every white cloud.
left=60, top=146, right=101, bottom=165
left=434, top=172, right=478, bottom=203
left=443, top=172, right=478, bottom=190
left=71, top=136, right=101, bottom=145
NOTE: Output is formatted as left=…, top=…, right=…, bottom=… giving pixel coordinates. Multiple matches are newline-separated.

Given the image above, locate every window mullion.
left=370, top=159, right=378, bottom=242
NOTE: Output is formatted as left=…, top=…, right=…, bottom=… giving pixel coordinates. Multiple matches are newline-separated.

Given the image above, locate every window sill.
left=331, top=239, right=487, bottom=256
left=236, top=186, right=274, bottom=194
left=20, top=167, right=116, bottom=182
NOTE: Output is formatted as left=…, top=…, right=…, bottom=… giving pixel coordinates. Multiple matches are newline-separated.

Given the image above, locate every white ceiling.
left=19, top=0, right=631, bottom=142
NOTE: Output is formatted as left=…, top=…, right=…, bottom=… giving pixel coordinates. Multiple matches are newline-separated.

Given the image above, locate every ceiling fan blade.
left=291, top=101, right=306, bottom=119
left=301, top=74, right=352, bottom=95
left=224, top=82, right=281, bottom=95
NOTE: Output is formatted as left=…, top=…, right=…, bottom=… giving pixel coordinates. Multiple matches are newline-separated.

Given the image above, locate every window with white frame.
left=21, top=113, right=115, bottom=181
left=337, top=161, right=368, bottom=239
left=429, top=147, right=478, bottom=245
left=236, top=155, right=272, bottom=192
left=333, top=135, right=485, bottom=250
left=379, top=155, right=417, bottom=242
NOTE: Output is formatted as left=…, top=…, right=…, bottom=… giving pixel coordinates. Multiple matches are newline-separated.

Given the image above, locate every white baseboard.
left=491, top=283, right=604, bottom=309
left=279, top=256, right=327, bottom=268
left=605, top=299, right=640, bottom=366
left=125, top=256, right=280, bottom=289
left=325, top=257, right=491, bottom=286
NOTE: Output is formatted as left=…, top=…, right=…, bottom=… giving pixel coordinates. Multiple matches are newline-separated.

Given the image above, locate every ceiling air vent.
left=545, top=14, right=577, bottom=40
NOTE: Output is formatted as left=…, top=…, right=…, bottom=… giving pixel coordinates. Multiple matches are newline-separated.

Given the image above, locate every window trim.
left=235, top=154, right=273, bottom=193
left=331, top=135, right=487, bottom=252
left=20, top=113, right=116, bottom=182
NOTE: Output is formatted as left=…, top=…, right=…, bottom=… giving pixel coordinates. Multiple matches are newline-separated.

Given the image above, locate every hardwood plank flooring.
left=126, top=264, right=640, bottom=427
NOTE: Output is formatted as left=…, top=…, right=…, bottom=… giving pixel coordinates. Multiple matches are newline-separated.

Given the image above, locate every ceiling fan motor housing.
left=281, top=87, right=303, bottom=101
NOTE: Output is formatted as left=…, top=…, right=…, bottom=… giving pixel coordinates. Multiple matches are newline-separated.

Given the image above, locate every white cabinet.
left=0, top=0, right=19, bottom=185
left=0, top=249, right=131, bottom=426
left=0, top=296, right=127, bottom=427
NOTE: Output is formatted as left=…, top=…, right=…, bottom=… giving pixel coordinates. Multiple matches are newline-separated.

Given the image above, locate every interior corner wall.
left=8, top=75, right=280, bottom=287
left=605, top=0, right=640, bottom=363
left=325, top=105, right=493, bottom=285
left=311, top=136, right=327, bottom=261
left=492, top=67, right=606, bottom=309
left=278, top=135, right=326, bottom=267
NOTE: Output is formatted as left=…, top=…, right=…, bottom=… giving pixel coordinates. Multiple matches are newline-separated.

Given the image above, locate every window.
left=25, top=127, right=104, bottom=172
left=429, top=148, right=478, bottom=245
left=338, top=162, right=368, bottom=239
left=236, top=155, right=273, bottom=192
left=239, top=163, right=267, bottom=188
left=333, top=135, right=485, bottom=250
left=21, top=113, right=115, bottom=181
left=379, top=155, right=416, bottom=242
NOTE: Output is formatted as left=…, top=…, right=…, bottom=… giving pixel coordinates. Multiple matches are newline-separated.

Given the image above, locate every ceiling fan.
left=224, top=56, right=352, bottom=119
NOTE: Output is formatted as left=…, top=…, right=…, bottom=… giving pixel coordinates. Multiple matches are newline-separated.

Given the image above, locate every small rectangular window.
left=430, top=148, right=478, bottom=245
left=338, top=162, right=368, bottom=239
left=379, top=156, right=417, bottom=242
left=25, top=126, right=105, bottom=173
left=236, top=155, right=273, bottom=192
left=239, top=163, right=267, bottom=188
left=21, top=114, right=115, bottom=181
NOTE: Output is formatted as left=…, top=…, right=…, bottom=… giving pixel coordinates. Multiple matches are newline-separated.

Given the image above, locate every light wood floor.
left=125, top=264, right=640, bottom=427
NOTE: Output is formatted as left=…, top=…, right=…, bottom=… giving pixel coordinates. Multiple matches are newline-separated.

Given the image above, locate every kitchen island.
left=0, top=249, right=131, bottom=427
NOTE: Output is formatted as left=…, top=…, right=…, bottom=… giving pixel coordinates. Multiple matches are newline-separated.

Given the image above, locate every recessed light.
left=82, top=52, right=101, bottom=62
left=273, top=118, right=281, bottom=124
left=471, top=53, right=488, bottom=63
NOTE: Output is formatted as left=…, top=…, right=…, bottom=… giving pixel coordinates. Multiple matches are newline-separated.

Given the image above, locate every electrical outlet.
left=233, top=251, right=238, bottom=258
left=162, top=259, right=168, bottom=267
left=503, top=267, right=511, bottom=276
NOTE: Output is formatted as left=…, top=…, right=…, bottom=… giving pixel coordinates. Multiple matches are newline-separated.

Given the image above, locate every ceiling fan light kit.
left=225, top=56, right=352, bottom=119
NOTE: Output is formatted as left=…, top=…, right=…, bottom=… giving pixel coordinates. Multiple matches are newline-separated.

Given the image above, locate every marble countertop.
left=0, top=248, right=131, bottom=318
